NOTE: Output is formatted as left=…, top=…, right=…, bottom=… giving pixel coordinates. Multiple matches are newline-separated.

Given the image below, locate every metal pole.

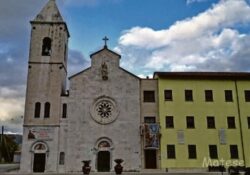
left=1, top=126, right=3, bottom=143
left=0, top=126, right=3, bottom=162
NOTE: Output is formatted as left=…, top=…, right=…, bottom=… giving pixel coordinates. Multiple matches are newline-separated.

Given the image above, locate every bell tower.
left=24, top=0, right=70, bottom=125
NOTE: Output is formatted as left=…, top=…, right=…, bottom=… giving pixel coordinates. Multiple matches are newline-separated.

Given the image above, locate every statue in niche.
left=28, top=130, right=35, bottom=140
left=101, top=62, right=108, bottom=80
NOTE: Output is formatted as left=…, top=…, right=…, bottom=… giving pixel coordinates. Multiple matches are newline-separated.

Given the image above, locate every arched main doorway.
left=95, top=138, right=113, bottom=172
left=33, top=153, right=46, bottom=172
left=31, top=142, right=48, bottom=173
left=97, top=151, right=110, bottom=172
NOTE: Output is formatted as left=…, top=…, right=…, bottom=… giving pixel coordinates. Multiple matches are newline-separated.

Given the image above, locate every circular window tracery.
left=90, top=97, right=118, bottom=124
left=96, top=100, right=113, bottom=119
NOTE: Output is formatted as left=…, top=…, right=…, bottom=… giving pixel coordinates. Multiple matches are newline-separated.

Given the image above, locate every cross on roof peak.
left=103, top=36, right=109, bottom=48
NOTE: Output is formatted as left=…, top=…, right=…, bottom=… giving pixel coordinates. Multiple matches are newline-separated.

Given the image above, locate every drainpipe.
left=234, top=80, right=246, bottom=166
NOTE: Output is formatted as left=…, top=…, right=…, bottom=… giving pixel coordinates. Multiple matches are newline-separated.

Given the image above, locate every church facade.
left=20, top=0, right=250, bottom=173
left=20, top=0, right=143, bottom=173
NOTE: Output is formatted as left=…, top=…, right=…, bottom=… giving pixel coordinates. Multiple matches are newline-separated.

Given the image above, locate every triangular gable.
left=90, top=46, right=121, bottom=59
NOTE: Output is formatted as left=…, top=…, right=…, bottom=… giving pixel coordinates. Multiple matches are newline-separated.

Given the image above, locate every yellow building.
left=154, top=72, right=250, bottom=171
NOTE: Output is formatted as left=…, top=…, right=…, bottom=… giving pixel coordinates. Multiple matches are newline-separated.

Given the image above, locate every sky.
left=1, top=0, right=250, bottom=134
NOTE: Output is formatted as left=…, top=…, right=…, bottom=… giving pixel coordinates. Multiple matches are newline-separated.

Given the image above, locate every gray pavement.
left=0, top=164, right=20, bottom=173
left=0, top=172, right=232, bottom=175
left=0, top=164, right=234, bottom=175
left=0, top=172, right=228, bottom=175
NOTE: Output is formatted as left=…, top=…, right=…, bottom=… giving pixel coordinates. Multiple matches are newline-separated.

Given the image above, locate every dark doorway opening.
left=97, top=151, right=110, bottom=172
left=145, top=149, right=157, bottom=169
left=33, top=153, right=46, bottom=172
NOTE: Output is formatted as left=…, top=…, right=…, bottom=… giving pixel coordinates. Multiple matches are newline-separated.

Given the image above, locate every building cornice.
left=154, top=72, right=250, bottom=80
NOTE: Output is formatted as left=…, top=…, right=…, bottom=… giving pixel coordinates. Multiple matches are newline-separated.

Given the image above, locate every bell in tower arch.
left=42, top=37, right=52, bottom=56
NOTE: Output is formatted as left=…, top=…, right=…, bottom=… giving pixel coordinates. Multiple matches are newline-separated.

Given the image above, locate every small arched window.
left=62, top=103, right=67, bottom=118
left=64, top=44, right=67, bottom=62
left=34, top=102, right=41, bottom=118
left=42, top=37, right=52, bottom=56
left=59, top=152, right=65, bottom=165
left=44, top=102, right=50, bottom=118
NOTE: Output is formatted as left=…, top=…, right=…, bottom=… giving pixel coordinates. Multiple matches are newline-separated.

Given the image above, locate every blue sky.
left=64, top=0, right=219, bottom=52
left=1, top=0, right=250, bottom=133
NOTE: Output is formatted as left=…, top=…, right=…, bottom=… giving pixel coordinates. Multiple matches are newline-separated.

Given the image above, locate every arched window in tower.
left=64, top=44, right=67, bottom=62
left=34, top=102, right=41, bottom=118
left=42, top=37, right=52, bottom=56
left=44, top=102, right=50, bottom=118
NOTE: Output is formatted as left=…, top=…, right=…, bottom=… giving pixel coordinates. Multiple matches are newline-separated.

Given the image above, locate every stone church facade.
left=20, top=0, right=143, bottom=173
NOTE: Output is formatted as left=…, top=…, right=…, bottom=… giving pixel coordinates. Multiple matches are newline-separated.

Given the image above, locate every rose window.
left=96, top=101, right=113, bottom=118
left=91, top=97, right=119, bottom=124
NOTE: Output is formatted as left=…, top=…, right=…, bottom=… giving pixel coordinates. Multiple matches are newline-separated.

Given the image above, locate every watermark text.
left=202, top=157, right=244, bottom=167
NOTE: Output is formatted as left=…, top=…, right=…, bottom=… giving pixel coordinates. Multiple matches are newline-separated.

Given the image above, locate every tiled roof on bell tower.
left=33, top=0, right=64, bottom=22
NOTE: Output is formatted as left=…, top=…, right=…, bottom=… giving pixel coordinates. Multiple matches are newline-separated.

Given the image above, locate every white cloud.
left=0, top=98, right=24, bottom=121
left=120, top=0, right=250, bottom=49
left=138, top=74, right=153, bottom=79
left=117, top=0, right=250, bottom=72
left=0, top=86, right=25, bottom=121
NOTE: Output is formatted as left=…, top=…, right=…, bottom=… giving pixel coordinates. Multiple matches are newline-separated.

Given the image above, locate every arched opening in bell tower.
left=42, top=37, right=52, bottom=56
